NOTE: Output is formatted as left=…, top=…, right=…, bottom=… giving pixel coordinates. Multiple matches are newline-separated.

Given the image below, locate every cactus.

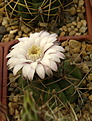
left=18, top=59, right=83, bottom=103
left=5, top=0, right=73, bottom=27
left=6, top=0, right=63, bottom=23
left=17, top=59, right=83, bottom=121
left=18, top=59, right=83, bottom=104
left=21, top=91, right=42, bottom=121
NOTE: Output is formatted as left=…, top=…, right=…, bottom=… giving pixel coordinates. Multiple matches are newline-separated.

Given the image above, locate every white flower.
left=7, top=31, right=65, bottom=80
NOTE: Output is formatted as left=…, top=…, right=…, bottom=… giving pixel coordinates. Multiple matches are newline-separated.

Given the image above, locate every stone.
left=81, top=6, right=85, bottom=13
left=65, top=46, right=69, bottom=51
left=4, top=37, right=10, bottom=42
left=7, top=27, right=11, bottom=32
left=10, top=29, right=18, bottom=34
left=22, top=33, right=28, bottom=37
left=15, top=35, right=19, bottom=40
left=83, top=32, right=87, bottom=35
left=90, top=54, right=92, bottom=61
left=79, top=26, right=87, bottom=33
left=82, top=64, right=90, bottom=73
left=87, top=73, right=92, bottom=81
left=69, top=7, right=77, bottom=15
left=21, top=25, right=30, bottom=34
left=8, top=34, right=15, bottom=40
left=89, top=107, right=92, bottom=113
left=88, top=95, right=92, bottom=101
left=73, top=47, right=81, bottom=53
left=0, top=25, right=7, bottom=35
left=77, top=21, right=82, bottom=28
left=3, top=34, right=8, bottom=38
left=71, top=54, right=81, bottom=62
left=59, top=28, right=63, bottom=31
left=9, top=107, right=14, bottom=115
left=38, top=22, right=48, bottom=27
left=67, top=28, right=72, bottom=32
left=8, top=94, right=14, bottom=101
left=72, top=21, right=77, bottom=26
left=75, top=28, right=78, bottom=32
left=69, top=39, right=81, bottom=48
left=76, top=16, right=80, bottom=22
left=66, top=23, right=72, bottom=27
left=87, top=82, right=92, bottom=90
left=77, top=7, right=81, bottom=13
left=61, top=41, right=68, bottom=47
left=8, top=102, right=14, bottom=108
left=78, top=13, right=84, bottom=19
left=75, top=33, right=81, bottom=35
left=81, top=20, right=86, bottom=26
left=0, top=16, right=3, bottom=24
left=2, top=17, right=9, bottom=26
left=69, top=30, right=76, bottom=36
left=71, top=25, right=75, bottom=30
left=86, top=44, right=92, bottom=52
left=9, top=73, right=16, bottom=82
left=82, top=43, right=86, bottom=50
left=18, top=30, right=22, bottom=38
left=62, top=26, right=67, bottom=32
left=35, top=28, right=40, bottom=32
left=11, top=26, right=19, bottom=30
left=13, top=95, right=19, bottom=103
left=60, top=31, right=65, bottom=37
left=82, top=79, right=86, bottom=86
left=73, top=0, right=78, bottom=4
left=78, top=0, right=84, bottom=7
left=83, top=56, right=90, bottom=61
left=15, top=109, right=19, bottom=116
left=69, top=48, right=74, bottom=54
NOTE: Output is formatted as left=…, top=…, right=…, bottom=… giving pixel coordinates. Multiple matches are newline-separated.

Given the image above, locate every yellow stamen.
left=27, top=45, right=42, bottom=61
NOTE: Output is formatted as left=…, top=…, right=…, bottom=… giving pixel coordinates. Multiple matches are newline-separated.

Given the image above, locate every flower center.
left=27, top=45, right=42, bottom=61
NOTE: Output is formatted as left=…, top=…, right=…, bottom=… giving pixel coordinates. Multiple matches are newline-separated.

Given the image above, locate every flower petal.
left=50, top=33, right=57, bottom=37
left=13, top=64, right=24, bottom=75
left=44, top=66, right=53, bottom=76
left=50, top=45, right=65, bottom=52
left=40, top=59, right=50, bottom=66
left=18, top=37, right=29, bottom=42
left=6, top=31, right=65, bottom=80
left=44, top=43, right=53, bottom=52
left=30, top=62, right=37, bottom=70
left=35, top=37, right=41, bottom=46
left=49, top=61, right=58, bottom=71
left=28, top=68, right=35, bottom=80
left=40, top=31, right=50, bottom=38
left=6, top=48, right=26, bottom=58
left=47, top=37, right=57, bottom=43
left=30, top=32, right=40, bottom=39
left=22, top=64, right=31, bottom=78
left=36, top=64, right=45, bottom=79
left=7, top=58, right=20, bottom=66
left=50, top=54, right=60, bottom=63
left=44, top=48, right=56, bottom=55
left=56, top=52, right=66, bottom=59
left=40, top=38, right=48, bottom=49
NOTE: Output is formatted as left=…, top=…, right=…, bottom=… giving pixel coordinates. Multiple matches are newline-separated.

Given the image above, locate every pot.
left=0, top=0, right=92, bottom=120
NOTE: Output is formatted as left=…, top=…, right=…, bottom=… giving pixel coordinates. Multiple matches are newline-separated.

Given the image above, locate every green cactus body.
left=18, top=59, right=83, bottom=105
left=6, top=0, right=64, bottom=25
left=21, top=91, right=41, bottom=121
left=17, top=59, right=83, bottom=120
left=58, top=59, right=83, bottom=103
